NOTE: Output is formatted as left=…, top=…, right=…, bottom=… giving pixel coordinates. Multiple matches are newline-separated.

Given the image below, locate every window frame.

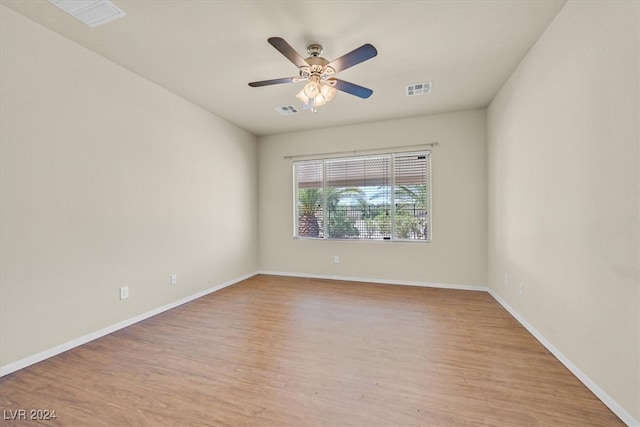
left=293, top=150, right=432, bottom=243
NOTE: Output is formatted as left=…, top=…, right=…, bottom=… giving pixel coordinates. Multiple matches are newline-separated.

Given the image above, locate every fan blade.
left=248, top=77, right=296, bottom=87
left=332, top=79, right=373, bottom=99
left=268, top=37, right=308, bottom=68
left=326, top=44, right=377, bottom=73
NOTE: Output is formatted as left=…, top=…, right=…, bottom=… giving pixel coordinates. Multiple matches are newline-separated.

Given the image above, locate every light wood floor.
left=1, top=275, right=624, bottom=426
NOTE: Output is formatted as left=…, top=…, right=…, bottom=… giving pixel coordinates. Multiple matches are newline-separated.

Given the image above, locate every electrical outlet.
left=171, top=274, right=177, bottom=285
left=504, top=273, right=509, bottom=286
left=518, top=283, right=524, bottom=296
left=334, top=256, right=340, bottom=264
left=119, top=286, right=129, bottom=300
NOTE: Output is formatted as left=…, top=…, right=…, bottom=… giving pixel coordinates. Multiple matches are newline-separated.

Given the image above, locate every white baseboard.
left=0, top=272, right=258, bottom=377
left=487, top=289, right=639, bottom=427
left=2, top=270, right=636, bottom=426
left=257, top=270, right=489, bottom=292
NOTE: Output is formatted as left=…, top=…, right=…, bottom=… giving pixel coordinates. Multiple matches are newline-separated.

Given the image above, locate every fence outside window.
left=293, top=151, right=431, bottom=242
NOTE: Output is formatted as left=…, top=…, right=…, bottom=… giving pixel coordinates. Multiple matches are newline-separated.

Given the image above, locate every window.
left=294, top=151, right=431, bottom=241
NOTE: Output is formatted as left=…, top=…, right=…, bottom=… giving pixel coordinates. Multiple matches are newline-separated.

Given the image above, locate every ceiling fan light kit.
left=249, top=37, right=377, bottom=113
left=295, top=76, right=337, bottom=111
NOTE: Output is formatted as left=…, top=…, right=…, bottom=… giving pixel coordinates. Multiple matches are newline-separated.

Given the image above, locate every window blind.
left=293, top=151, right=430, bottom=241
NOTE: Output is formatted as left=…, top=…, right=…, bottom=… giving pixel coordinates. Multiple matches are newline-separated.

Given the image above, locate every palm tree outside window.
left=293, top=151, right=431, bottom=242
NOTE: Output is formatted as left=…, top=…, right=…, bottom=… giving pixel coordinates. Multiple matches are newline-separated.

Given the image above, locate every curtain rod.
left=283, top=142, right=439, bottom=160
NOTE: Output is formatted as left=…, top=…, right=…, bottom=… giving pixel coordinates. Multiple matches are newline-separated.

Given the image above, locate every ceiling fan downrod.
left=306, top=44, right=323, bottom=57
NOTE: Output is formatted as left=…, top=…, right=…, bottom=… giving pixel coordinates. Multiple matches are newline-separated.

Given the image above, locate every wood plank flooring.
left=0, top=275, right=624, bottom=426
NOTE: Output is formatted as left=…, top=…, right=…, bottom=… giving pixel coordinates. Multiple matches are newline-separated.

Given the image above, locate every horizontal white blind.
left=325, top=155, right=390, bottom=188
left=393, top=152, right=430, bottom=240
left=295, top=160, right=323, bottom=188
left=295, top=161, right=324, bottom=238
left=293, top=151, right=430, bottom=241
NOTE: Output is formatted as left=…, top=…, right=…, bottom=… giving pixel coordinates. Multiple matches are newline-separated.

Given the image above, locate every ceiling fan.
left=248, top=37, right=378, bottom=112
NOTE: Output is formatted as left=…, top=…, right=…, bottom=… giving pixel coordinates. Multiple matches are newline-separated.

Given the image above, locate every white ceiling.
left=1, top=0, right=566, bottom=136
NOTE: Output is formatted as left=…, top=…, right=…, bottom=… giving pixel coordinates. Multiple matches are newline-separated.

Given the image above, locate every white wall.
left=258, top=110, right=487, bottom=287
left=487, top=1, right=639, bottom=422
left=0, top=6, right=258, bottom=367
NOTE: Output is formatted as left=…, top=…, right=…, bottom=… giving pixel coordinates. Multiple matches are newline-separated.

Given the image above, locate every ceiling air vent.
left=274, top=105, right=300, bottom=116
left=49, top=0, right=126, bottom=27
left=406, top=82, right=432, bottom=96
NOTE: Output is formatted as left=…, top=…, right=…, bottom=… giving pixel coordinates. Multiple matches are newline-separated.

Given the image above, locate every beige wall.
left=258, top=110, right=487, bottom=287
left=487, top=0, right=639, bottom=421
left=0, top=6, right=258, bottom=366
left=4, top=0, right=637, bottom=422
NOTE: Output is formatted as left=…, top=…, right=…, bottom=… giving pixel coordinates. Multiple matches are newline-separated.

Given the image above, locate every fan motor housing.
left=305, top=56, right=329, bottom=67
left=305, top=44, right=329, bottom=70
left=301, top=44, right=332, bottom=79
